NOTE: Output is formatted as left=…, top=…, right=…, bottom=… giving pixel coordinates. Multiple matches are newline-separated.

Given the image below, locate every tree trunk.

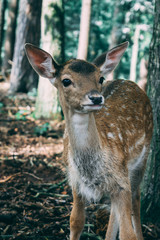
left=129, top=25, right=140, bottom=82
left=9, top=0, right=42, bottom=93
left=2, top=0, right=19, bottom=75
left=34, top=0, right=64, bottom=119
left=141, top=0, right=160, bottom=225
left=0, top=0, right=7, bottom=67
left=137, top=58, right=148, bottom=92
left=77, top=0, right=92, bottom=60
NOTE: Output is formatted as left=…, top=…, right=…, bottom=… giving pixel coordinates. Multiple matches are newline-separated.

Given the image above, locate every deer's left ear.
left=25, top=43, right=60, bottom=85
left=93, top=42, right=129, bottom=77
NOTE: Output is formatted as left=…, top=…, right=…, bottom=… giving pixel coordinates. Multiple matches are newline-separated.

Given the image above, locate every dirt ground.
left=0, top=81, right=159, bottom=240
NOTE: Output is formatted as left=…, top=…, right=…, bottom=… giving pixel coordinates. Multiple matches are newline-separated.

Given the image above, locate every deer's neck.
left=65, top=110, right=100, bottom=152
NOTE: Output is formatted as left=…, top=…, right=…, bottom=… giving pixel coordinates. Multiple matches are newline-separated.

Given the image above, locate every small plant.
left=34, top=122, right=50, bottom=136
left=15, top=109, right=29, bottom=120
left=0, top=102, right=4, bottom=113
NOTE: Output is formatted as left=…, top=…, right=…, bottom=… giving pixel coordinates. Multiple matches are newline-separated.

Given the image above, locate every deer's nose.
left=88, top=91, right=104, bottom=105
left=88, top=95, right=103, bottom=105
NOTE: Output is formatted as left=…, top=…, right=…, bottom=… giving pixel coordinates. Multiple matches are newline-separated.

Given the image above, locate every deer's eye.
left=99, top=77, right=105, bottom=84
left=62, top=79, right=72, bottom=87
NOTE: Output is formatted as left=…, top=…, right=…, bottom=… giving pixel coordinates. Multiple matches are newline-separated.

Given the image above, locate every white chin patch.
left=83, top=105, right=103, bottom=111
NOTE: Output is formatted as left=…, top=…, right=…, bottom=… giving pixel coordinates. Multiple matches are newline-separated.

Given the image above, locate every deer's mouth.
left=82, top=104, right=103, bottom=111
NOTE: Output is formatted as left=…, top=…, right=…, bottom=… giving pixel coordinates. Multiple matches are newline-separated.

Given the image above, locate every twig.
left=46, top=178, right=67, bottom=192
left=0, top=172, right=42, bottom=183
left=23, top=172, right=43, bottom=181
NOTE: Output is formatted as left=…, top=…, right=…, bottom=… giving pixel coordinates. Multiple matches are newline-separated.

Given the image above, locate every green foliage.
left=64, top=0, right=154, bottom=80
left=0, top=102, right=4, bottom=108
left=45, top=0, right=65, bottom=63
left=34, top=122, right=50, bottom=136
left=0, top=0, right=155, bottom=95
left=0, top=102, right=4, bottom=113
left=15, top=109, right=28, bottom=120
left=88, top=0, right=114, bottom=61
left=64, top=0, right=81, bottom=60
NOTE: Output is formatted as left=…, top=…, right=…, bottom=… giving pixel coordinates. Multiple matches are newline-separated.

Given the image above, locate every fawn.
left=25, top=42, right=153, bottom=240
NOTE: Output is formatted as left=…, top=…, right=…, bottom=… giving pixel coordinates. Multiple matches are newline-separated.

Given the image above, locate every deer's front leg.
left=112, top=190, right=138, bottom=240
left=132, top=188, right=144, bottom=240
left=105, top=202, right=119, bottom=240
left=70, top=190, right=85, bottom=240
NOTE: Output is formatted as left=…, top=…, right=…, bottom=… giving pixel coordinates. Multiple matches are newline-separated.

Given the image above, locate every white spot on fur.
left=122, top=104, right=126, bottom=109
left=126, top=117, right=132, bottom=121
left=135, top=134, right=145, bottom=147
left=126, top=129, right=133, bottom=136
left=118, top=133, right=123, bottom=142
left=101, top=132, right=106, bottom=138
left=107, top=132, right=115, bottom=139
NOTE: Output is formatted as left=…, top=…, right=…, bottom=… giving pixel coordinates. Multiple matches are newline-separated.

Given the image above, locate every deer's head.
left=25, top=42, right=128, bottom=114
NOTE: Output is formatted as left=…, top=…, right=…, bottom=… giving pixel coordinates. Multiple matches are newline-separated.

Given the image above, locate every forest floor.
left=0, top=80, right=160, bottom=240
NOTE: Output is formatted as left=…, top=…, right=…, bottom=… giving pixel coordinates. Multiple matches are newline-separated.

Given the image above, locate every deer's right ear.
left=93, top=42, right=128, bottom=77
left=25, top=43, right=60, bottom=85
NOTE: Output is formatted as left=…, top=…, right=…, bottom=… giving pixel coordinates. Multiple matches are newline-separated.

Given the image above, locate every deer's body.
left=25, top=42, right=153, bottom=240
left=64, top=79, right=152, bottom=204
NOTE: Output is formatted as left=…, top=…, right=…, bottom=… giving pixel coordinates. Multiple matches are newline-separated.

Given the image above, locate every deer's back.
left=95, top=79, right=153, bottom=163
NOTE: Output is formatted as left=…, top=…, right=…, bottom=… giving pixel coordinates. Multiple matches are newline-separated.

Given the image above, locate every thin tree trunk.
left=60, top=0, right=65, bottom=63
left=2, top=0, right=18, bottom=75
left=35, top=0, right=64, bottom=119
left=129, top=25, right=140, bottom=82
left=107, top=0, right=120, bottom=80
left=9, top=0, right=42, bottom=93
left=77, top=0, right=92, bottom=60
left=141, top=0, right=160, bottom=225
left=137, top=58, right=148, bottom=92
left=0, top=0, right=7, bottom=67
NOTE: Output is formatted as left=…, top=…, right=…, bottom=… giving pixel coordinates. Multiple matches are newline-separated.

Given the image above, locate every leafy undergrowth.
left=0, top=92, right=159, bottom=240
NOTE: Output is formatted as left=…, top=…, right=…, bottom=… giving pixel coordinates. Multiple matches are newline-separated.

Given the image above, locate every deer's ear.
left=25, top=43, right=60, bottom=85
left=93, top=42, right=128, bottom=77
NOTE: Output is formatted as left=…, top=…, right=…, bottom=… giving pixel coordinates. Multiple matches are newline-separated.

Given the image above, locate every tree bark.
left=141, top=0, right=160, bottom=225
left=77, top=0, right=92, bottom=60
left=0, top=0, right=7, bottom=67
left=2, top=0, right=19, bottom=75
left=9, top=0, right=42, bottom=93
left=34, top=0, right=64, bottom=119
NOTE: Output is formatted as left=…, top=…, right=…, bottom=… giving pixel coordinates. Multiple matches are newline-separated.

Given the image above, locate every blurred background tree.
left=0, top=0, right=155, bottom=119
left=9, top=0, right=42, bottom=93
left=1, top=0, right=18, bottom=76
left=0, top=0, right=154, bottom=84
left=0, top=0, right=7, bottom=68
left=77, top=0, right=92, bottom=60
left=34, top=0, right=64, bottom=119
left=0, top=0, right=155, bottom=116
